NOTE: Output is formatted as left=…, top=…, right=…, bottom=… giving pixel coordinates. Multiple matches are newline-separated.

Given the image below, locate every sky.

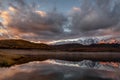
left=0, top=0, right=120, bottom=43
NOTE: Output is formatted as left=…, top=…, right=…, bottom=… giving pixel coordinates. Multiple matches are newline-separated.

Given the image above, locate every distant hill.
left=53, top=43, right=120, bottom=52
left=0, top=39, right=51, bottom=50
left=0, top=39, right=120, bottom=52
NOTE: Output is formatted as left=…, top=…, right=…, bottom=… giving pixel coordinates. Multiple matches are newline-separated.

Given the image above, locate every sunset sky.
left=0, top=0, right=120, bottom=42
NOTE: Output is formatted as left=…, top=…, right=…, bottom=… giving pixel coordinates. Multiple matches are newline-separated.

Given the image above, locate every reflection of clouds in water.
left=0, top=60, right=119, bottom=80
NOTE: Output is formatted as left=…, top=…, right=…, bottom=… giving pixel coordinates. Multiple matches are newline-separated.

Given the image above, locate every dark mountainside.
left=0, top=39, right=51, bottom=50
left=0, top=39, right=120, bottom=52
left=53, top=43, right=120, bottom=52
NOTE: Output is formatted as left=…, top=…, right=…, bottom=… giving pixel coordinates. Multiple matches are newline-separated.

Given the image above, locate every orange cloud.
left=72, top=7, right=81, bottom=12
left=35, top=10, right=47, bottom=17
left=0, top=11, right=11, bottom=26
left=9, top=6, right=17, bottom=13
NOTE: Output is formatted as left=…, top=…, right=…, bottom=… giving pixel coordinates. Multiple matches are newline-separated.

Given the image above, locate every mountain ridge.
left=0, top=39, right=51, bottom=50
left=0, top=39, right=120, bottom=52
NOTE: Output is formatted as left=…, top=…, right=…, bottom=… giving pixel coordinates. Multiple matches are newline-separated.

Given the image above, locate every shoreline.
left=0, top=49, right=120, bottom=67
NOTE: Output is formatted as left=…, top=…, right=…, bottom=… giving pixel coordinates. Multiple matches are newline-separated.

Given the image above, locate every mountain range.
left=0, top=39, right=119, bottom=52
left=53, top=37, right=120, bottom=45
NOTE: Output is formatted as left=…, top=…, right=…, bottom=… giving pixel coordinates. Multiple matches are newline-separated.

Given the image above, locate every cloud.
left=70, top=0, right=120, bottom=35
left=0, top=0, right=120, bottom=41
left=0, top=0, right=68, bottom=41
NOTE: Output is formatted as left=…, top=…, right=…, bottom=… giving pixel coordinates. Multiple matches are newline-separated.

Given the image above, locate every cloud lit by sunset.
left=35, top=11, right=46, bottom=17
left=0, top=0, right=120, bottom=43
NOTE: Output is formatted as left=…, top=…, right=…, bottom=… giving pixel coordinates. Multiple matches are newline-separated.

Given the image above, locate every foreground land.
left=0, top=49, right=120, bottom=67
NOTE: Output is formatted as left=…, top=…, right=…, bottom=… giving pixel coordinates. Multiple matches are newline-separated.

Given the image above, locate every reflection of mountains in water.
left=0, top=60, right=120, bottom=80
left=46, top=60, right=120, bottom=71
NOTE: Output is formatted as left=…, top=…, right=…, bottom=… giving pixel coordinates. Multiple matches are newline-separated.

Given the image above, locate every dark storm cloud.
left=9, top=10, right=67, bottom=35
left=14, top=0, right=26, bottom=6
left=0, top=0, right=120, bottom=41
left=3, top=0, right=67, bottom=40
left=71, top=0, right=120, bottom=33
